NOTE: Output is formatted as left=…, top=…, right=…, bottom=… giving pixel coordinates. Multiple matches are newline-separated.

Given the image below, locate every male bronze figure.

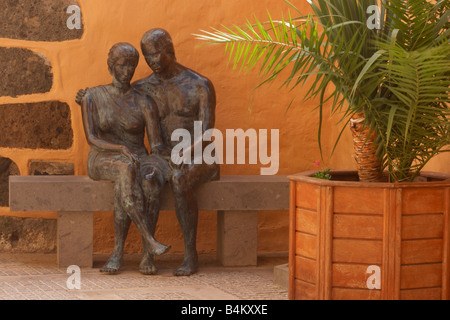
left=135, top=28, right=220, bottom=276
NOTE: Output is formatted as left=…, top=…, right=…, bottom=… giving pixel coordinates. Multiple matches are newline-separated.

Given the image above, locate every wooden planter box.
left=288, top=170, right=450, bottom=300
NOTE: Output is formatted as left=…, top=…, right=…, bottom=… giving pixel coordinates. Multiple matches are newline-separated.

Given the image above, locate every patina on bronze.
left=77, top=29, right=219, bottom=276
left=134, top=28, right=220, bottom=276
left=79, top=42, right=171, bottom=274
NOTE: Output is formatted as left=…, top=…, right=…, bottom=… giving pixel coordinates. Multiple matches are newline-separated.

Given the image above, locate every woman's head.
left=107, top=43, right=140, bottom=84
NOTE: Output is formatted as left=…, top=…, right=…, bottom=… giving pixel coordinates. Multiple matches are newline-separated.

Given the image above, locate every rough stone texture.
left=273, top=263, right=289, bottom=290
left=0, top=216, right=56, bottom=253
left=0, top=0, right=84, bottom=41
left=0, top=157, right=19, bottom=207
left=0, top=101, right=73, bottom=149
left=57, top=211, right=93, bottom=268
left=0, top=47, right=53, bottom=98
left=217, top=210, right=258, bottom=266
left=30, top=161, right=74, bottom=176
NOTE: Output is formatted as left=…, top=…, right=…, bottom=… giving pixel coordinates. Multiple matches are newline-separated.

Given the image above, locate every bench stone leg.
left=57, top=211, right=93, bottom=268
left=217, top=210, right=258, bottom=267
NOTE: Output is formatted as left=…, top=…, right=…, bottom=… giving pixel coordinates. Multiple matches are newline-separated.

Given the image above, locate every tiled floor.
left=0, top=253, right=288, bottom=300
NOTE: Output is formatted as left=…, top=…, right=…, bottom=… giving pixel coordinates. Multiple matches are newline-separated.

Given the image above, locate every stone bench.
left=9, top=175, right=289, bottom=268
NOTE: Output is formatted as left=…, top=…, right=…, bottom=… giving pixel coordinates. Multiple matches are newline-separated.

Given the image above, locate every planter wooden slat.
left=295, top=256, right=316, bottom=283
left=332, top=263, right=372, bottom=289
left=400, top=264, right=442, bottom=289
left=402, top=188, right=444, bottom=214
left=402, top=214, right=444, bottom=239
left=401, top=239, right=443, bottom=264
left=295, top=232, right=317, bottom=259
left=333, top=187, right=384, bottom=214
left=400, top=288, right=442, bottom=300
left=333, top=239, right=383, bottom=264
left=295, top=208, right=317, bottom=234
left=332, top=288, right=382, bottom=300
left=294, top=280, right=316, bottom=300
left=295, top=183, right=319, bottom=210
left=333, top=214, right=383, bottom=239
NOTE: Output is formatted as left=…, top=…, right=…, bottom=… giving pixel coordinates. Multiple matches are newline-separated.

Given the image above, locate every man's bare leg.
left=169, top=164, right=219, bottom=276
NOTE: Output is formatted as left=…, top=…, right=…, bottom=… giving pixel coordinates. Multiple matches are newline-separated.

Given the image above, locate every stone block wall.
left=0, top=0, right=83, bottom=41
left=0, top=47, right=53, bottom=97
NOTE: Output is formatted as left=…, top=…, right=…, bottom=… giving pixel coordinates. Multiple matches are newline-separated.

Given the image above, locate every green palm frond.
left=195, top=0, right=450, bottom=182
left=194, top=0, right=377, bottom=154
left=383, top=0, right=450, bottom=49
left=372, top=39, right=450, bottom=181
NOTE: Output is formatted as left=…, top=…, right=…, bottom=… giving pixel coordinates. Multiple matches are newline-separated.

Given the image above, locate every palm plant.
left=195, top=0, right=450, bottom=182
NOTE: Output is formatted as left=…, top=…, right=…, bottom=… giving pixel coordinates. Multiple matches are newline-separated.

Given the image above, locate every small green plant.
left=313, top=169, right=332, bottom=180
left=312, top=160, right=332, bottom=180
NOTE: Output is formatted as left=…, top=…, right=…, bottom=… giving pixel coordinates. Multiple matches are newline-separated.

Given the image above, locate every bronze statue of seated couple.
left=76, top=28, right=219, bottom=276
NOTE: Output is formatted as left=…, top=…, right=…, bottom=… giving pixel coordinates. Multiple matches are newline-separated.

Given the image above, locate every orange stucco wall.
left=1, top=0, right=448, bottom=255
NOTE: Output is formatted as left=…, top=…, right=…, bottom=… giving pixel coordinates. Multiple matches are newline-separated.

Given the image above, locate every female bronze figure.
left=80, top=42, right=171, bottom=274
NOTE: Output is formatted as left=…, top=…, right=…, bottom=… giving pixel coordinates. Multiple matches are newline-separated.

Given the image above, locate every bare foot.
left=139, top=254, right=158, bottom=275
left=174, top=255, right=198, bottom=276
left=100, top=254, right=123, bottom=274
left=151, top=243, right=171, bottom=256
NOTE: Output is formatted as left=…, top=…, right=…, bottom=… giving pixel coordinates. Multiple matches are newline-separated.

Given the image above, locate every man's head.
left=141, top=28, right=176, bottom=74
